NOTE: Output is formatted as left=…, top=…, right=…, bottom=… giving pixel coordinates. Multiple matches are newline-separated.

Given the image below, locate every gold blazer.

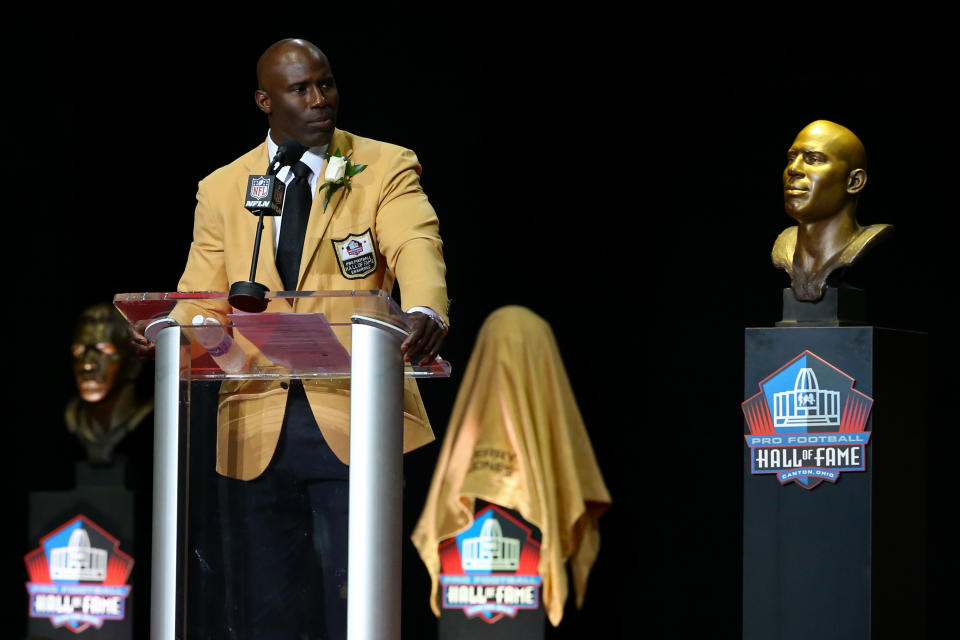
left=171, top=129, right=449, bottom=480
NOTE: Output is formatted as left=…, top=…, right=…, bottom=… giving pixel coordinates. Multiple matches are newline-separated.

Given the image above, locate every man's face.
left=257, top=46, right=339, bottom=148
left=783, top=127, right=853, bottom=223
left=72, top=322, right=123, bottom=403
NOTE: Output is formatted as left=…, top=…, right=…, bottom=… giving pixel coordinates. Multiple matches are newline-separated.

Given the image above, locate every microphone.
left=229, top=139, right=309, bottom=313
left=244, top=139, right=308, bottom=215
left=270, top=139, right=308, bottom=175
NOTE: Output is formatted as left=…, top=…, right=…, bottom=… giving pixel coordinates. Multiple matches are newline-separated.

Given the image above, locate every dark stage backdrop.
left=9, top=10, right=953, bottom=638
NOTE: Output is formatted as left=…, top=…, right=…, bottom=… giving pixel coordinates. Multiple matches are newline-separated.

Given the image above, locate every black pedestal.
left=437, top=503, right=546, bottom=640
left=26, top=462, right=138, bottom=640
left=778, top=287, right=866, bottom=326
left=742, top=327, right=926, bottom=639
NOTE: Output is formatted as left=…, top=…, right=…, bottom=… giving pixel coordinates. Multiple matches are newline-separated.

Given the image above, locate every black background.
left=9, top=8, right=954, bottom=637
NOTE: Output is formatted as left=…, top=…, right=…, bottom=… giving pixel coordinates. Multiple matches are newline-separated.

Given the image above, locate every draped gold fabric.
left=412, top=306, right=611, bottom=626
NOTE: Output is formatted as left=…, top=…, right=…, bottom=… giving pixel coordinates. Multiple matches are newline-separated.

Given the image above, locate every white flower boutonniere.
left=317, top=149, right=366, bottom=211
left=325, top=155, right=348, bottom=182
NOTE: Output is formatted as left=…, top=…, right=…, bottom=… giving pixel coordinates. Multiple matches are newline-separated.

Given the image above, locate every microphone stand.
left=227, top=152, right=289, bottom=313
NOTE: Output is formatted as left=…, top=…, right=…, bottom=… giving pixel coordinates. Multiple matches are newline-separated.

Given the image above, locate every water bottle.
left=191, top=315, right=245, bottom=373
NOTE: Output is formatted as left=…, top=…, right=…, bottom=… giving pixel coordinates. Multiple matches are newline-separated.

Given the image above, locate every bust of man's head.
left=67, top=304, right=152, bottom=465
left=71, top=304, right=132, bottom=403
left=772, top=120, right=891, bottom=301
left=783, top=120, right=867, bottom=224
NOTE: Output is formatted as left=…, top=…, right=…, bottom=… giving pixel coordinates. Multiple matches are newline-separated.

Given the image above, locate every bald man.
left=169, top=39, right=449, bottom=639
left=772, top=120, right=892, bottom=301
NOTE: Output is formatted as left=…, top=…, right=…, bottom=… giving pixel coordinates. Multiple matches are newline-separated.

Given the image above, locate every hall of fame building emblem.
left=24, top=514, right=134, bottom=634
left=439, top=505, right=542, bottom=623
left=742, top=350, right=873, bottom=489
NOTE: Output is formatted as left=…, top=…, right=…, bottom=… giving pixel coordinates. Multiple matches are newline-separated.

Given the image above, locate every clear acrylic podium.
left=114, top=290, right=450, bottom=640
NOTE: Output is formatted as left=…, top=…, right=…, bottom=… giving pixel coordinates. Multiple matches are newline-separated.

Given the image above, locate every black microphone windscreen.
left=276, top=139, right=308, bottom=165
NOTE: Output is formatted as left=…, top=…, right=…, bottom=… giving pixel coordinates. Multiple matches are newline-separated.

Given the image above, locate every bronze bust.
left=66, top=303, right=152, bottom=465
left=772, top=120, right=892, bottom=301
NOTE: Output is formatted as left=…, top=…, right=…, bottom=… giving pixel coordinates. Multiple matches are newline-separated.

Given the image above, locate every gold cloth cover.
left=412, top=306, right=611, bottom=626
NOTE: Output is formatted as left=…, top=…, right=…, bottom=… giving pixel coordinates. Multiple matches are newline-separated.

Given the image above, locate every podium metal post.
left=152, top=326, right=181, bottom=640
left=347, top=316, right=406, bottom=640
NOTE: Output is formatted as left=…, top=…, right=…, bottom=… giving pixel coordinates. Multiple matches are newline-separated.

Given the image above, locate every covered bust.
left=412, top=306, right=611, bottom=626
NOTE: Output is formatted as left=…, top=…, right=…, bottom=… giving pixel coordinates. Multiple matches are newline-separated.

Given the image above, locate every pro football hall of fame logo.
left=24, top=514, right=134, bottom=634
left=439, top=505, right=542, bottom=623
left=742, top=350, right=874, bottom=490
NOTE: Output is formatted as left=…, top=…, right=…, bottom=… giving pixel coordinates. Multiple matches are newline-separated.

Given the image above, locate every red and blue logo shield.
left=742, top=350, right=873, bottom=489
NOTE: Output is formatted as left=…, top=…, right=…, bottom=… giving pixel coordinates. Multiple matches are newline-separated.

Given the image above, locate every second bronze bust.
left=772, top=120, right=892, bottom=301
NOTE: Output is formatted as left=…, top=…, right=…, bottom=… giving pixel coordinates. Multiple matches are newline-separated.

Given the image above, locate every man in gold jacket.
left=136, top=38, right=448, bottom=639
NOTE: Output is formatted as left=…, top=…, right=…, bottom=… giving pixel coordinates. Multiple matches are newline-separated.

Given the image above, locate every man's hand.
left=401, top=311, right=448, bottom=366
left=129, top=320, right=156, bottom=360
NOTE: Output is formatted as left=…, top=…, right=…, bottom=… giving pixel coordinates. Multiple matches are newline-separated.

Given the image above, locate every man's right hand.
left=129, top=320, right=156, bottom=360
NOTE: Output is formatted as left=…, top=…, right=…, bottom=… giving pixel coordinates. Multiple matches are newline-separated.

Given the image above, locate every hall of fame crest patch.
left=742, top=350, right=873, bottom=490
left=331, top=228, right=378, bottom=279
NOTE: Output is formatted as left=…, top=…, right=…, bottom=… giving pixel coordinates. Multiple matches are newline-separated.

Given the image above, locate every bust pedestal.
left=743, top=291, right=927, bottom=638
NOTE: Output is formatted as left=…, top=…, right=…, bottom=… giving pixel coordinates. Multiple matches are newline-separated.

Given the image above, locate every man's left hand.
left=401, top=312, right=448, bottom=366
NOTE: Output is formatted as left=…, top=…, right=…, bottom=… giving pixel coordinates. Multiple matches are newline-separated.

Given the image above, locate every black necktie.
left=276, top=161, right=312, bottom=291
